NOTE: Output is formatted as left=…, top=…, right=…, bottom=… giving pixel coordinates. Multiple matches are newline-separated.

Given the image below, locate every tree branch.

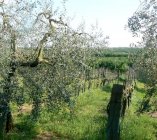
left=19, top=32, right=51, bottom=67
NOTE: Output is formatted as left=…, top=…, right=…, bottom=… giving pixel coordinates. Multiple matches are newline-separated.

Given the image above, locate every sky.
left=64, top=0, right=141, bottom=47
left=3, top=0, right=141, bottom=47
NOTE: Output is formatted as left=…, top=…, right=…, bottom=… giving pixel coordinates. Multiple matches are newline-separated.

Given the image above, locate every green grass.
left=37, top=89, right=109, bottom=140
left=121, top=81, right=157, bottom=140
left=4, top=82, right=157, bottom=140
left=6, top=89, right=109, bottom=140
left=121, top=114, right=157, bottom=140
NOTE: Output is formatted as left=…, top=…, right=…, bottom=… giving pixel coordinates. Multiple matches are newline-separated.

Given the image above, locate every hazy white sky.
left=64, top=0, right=141, bottom=47
left=4, top=0, right=141, bottom=47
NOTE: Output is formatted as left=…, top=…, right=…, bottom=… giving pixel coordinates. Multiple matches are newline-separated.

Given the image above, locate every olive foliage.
left=128, top=0, right=157, bottom=111
left=0, top=0, right=108, bottom=135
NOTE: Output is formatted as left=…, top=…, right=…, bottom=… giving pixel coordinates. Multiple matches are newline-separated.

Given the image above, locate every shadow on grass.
left=135, top=86, right=146, bottom=94
left=5, top=115, right=39, bottom=140
left=101, top=84, right=112, bottom=93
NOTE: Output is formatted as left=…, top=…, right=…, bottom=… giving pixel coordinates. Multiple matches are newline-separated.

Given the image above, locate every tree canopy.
left=0, top=0, right=108, bottom=136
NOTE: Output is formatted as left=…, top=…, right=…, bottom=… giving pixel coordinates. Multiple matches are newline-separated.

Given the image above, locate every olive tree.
left=0, top=0, right=108, bottom=137
left=128, top=0, right=157, bottom=112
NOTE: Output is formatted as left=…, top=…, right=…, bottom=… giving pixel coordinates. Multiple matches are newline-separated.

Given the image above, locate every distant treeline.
left=94, top=47, right=140, bottom=57
left=90, top=47, right=139, bottom=72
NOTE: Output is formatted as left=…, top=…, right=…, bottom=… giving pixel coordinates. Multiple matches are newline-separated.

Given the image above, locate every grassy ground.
left=4, top=82, right=157, bottom=140
left=6, top=88, right=109, bottom=140
left=121, top=82, right=157, bottom=140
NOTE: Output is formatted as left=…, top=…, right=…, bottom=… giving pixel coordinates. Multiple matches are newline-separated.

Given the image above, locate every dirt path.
left=149, top=112, right=157, bottom=118
left=35, top=132, right=69, bottom=140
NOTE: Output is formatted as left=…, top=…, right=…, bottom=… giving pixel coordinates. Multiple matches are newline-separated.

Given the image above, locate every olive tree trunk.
left=0, top=32, right=16, bottom=137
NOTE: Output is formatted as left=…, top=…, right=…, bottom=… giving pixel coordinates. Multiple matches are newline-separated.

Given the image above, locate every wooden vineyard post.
left=106, top=84, right=125, bottom=140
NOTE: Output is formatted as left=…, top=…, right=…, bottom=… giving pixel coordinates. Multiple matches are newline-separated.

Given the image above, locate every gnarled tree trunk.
left=0, top=104, right=13, bottom=136
left=0, top=32, right=16, bottom=137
